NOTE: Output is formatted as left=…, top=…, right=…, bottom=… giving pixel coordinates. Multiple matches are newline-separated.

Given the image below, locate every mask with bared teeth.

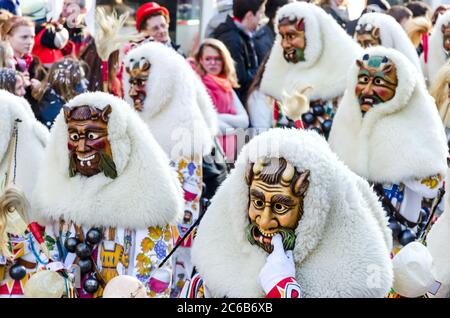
left=245, top=157, right=310, bottom=253
left=63, top=105, right=117, bottom=179
left=355, top=54, right=398, bottom=116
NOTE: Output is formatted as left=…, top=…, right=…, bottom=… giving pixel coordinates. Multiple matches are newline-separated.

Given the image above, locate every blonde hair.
left=0, top=187, right=30, bottom=258
left=404, top=16, right=432, bottom=48
left=0, top=41, right=12, bottom=68
left=194, top=38, right=239, bottom=88
left=2, top=16, right=34, bottom=37
left=430, top=62, right=450, bottom=128
left=0, top=9, right=14, bottom=41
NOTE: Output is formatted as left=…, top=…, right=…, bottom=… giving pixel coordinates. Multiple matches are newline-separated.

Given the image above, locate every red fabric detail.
left=0, top=280, right=24, bottom=296
left=422, top=33, right=429, bottom=64
left=136, top=2, right=170, bottom=31
left=101, top=61, right=108, bottom=82
left=265, top=277, right=299, bottom=298
left=32, top=28, right=64, bottom=65
left=273, top=100, right=279, bottom=122
left=27, top=222, right=45, bottom=244
left=294, top=120, right=304, bottom=129
left=232, top=16, right=242, bottom=23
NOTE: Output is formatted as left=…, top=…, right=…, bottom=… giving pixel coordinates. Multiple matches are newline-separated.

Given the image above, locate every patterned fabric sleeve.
left=265, top=277, right=302, bottom=298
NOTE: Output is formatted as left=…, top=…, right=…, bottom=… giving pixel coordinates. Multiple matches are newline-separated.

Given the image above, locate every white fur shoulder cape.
left=0, top=90, right=48, bottom=205
left=357, top=12, right=422, bottom=74
left=123, top=42, right=218, bottom=159
left=192, top=129, right=393, bottom=298
left=260, top=2, right=362, bottom=101
left=426, top=10, right=450, bottom=83
left=329, top=47, right=448, bottom=184
left=32, top=92, right=183, bottom=229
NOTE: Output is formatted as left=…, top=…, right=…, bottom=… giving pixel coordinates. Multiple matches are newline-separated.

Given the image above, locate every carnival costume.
left=31, top=92, right=183, bottom=298
left=123, top=42, right=218, bottom=297
left=423, top=10, right=450, bottom=83
left=329, top=47, right=447, bottom=254
left=0, top=90, right=49, bottom=297
left=355, top=12, right=422, bottom=73
left=185, top=129, right=393, bottom=298
left=260, top=2, right=362, bottom=137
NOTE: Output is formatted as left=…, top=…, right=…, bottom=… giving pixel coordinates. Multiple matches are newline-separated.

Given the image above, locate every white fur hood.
left=260, top=2, right=362, bottom=101
left=357, top=12, right=422, bottom=74
left=123, top=42, right=218, bottom=158
left=0, top=90, right=48, bottom=207
left=192, top=129, right=393, bottom=298
left=31, top=92, right=184, bottom=229
left=426, top=10, right=450, bottom=83
left=329, top=47, right=448, bottom=183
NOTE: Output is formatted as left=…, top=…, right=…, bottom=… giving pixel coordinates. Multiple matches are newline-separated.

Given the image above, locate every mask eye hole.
left=252, top=199, right=265, bottom=209
left=70, top=133, right=80, bottom=141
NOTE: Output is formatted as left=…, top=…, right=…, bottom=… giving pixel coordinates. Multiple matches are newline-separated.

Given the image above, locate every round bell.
left=392, top=242, right=434, bottom=297
left=78, top=258, right=93, bottom=274
left=9, top=264, right=27, bottom=280
left=312, top=104, right=325, bottom=116
left=321, top=119, right=333, bottom=133
left=301, top=112, right=315, bottom=125
left=24, top=270, right=65, bottom=298
left=64, top=237, right=79, bottom=253
left=86, top=228, right=103, bottom=245
left=84, top=277, right=100, bottom=294
left=399, top=229, right=416, bottom=246
left=75, top=243, right=92, bottom=259
left=103, top=275, right=148, bottom=298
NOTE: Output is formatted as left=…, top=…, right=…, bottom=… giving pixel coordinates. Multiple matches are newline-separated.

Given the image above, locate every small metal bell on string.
left=78, top=259, right=93, bottom=275
left=64, top=237, right=79, bottom=253
left=75, top=243, right=92, bottom=259
left=86, top=228, right=103, bottom=245
left=84, top=276, right=99, bottom=294
left=9, top=263, right=26, bottom=280
left=399, top=228, right=416, bottom=246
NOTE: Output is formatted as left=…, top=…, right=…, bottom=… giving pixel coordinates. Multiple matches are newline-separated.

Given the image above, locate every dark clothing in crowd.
left=212, top=15, right=259, bottom=103
left=0, top=0, right=20, bottom=15
left=254, top=23, right=276, bottom=63
left=322, top=5, right=349, bottom=31
left=36, top=89, right=66, bottom=129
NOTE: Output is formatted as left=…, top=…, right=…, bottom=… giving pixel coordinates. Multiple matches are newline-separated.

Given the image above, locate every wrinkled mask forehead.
left=355, top=23, right=381, bottom=48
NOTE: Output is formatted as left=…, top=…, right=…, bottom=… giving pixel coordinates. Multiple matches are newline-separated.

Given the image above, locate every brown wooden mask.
left=126, top=58, right=151, bottom=112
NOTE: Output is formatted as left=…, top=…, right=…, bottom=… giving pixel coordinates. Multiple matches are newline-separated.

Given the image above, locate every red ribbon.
left=27, top=222, right=45, bottom=244
left=101, top=60, right=108, bottom=82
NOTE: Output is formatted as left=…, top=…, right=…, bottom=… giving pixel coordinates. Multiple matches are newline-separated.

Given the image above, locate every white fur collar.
left=427, top=11, right=450, bottom=83
left=357, top=13, right=422, bottom=74
left=31, top=92, right=184, bottom=229
left=260, top=2, right=362, bottom=101
left=0, top=90, right=48, bottom=208
left=329, top=47, right=448, bottom=183
left=123, top=42, right=218, bottom=158
left=192, top=129, right=393, bottom=297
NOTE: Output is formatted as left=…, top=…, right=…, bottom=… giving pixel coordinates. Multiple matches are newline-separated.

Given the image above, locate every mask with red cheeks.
left=126, top=58, right=151, bottom=112
left=64, top=105, right=117, bottom=179
left=355, top=54, right=398, bottom=115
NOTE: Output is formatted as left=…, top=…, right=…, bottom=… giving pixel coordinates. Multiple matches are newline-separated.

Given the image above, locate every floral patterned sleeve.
left=133, top=225, right=174, bottom=298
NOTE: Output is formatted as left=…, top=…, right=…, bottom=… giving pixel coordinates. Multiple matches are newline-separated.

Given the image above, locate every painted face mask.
left=442, top=22, right=450, bottom=57
left=355, top=23, right=381, bottom=48
left=355, top=54, right=398, bottom=115
left=64, top=105, right=117, bottom=179
left=245, top=157, right=310, bottom=253
left=278, top=17, right=306, bottom=64
left=126, top=58, right=151, bottom=112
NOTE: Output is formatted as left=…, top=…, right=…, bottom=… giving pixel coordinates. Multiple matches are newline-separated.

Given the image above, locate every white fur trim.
left=426, top=168, right=450, bottom=289
left=426, top=11, right=450, bottom=83
left=0, top=90, right=48, bottom=213
left=357, top=13, right=423, bottom=74
left=122, top=42, right=217, bottom=158
left=329, top=47, right=448, bottom=183
left=31, top=92, right=184, bottom=229
left=260, top=2, right=362, bottom=101
left=192, top=129, right=393, bottom=297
